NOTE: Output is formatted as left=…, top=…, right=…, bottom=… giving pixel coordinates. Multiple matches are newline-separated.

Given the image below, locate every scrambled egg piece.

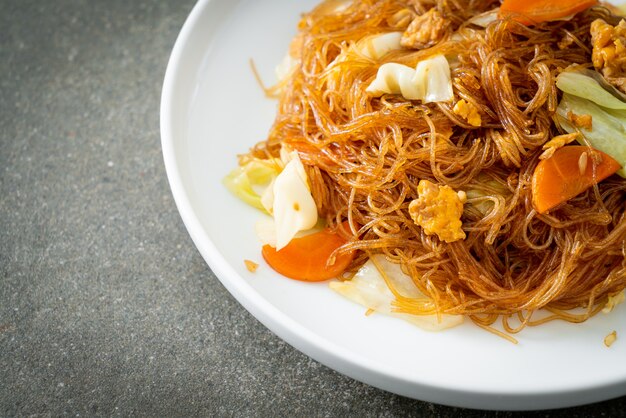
left=401, top=9, right=450, bottom=49
left=591, top=18, right=626, bottom=93
left=409, top=180, right=467, bottom=243
left=453, top=99, right=482, bottom=127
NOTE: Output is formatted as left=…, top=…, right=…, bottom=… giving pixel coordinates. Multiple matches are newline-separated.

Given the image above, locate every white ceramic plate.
left=161, top=0, right=626, bottom=410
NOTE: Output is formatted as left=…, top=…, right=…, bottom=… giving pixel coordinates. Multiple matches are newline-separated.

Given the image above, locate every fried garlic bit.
left=539, top=133, right=580, bottom=160
left=244, top=259, right=259, bottom=273
left=567, top=111, right=592, bottom=130
left=604, top=330, right=617, bottom=347
left=558, top=32, right=575, bottom=50
left=578, top=151, right=589, bottom=175
left=409, top=180, right=467, bottom=243
left=453, top=99, right=482, bottom=127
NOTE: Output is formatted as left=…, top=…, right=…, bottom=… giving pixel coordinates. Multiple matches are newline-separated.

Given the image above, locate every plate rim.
left=159, top=0, right=626, bottom=410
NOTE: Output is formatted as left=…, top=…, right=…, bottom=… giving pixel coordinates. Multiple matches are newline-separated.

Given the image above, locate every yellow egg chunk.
left=409, top=180, right=467, bottom=243
left=453, top=99, right=481, bottom=127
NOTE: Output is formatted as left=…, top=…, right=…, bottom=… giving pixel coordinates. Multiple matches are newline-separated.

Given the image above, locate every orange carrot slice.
left=531, top=145, right=621, bottom=214
left=262, top=222, right=356, bottom=282
left=499, top=0, right=598, bottom=25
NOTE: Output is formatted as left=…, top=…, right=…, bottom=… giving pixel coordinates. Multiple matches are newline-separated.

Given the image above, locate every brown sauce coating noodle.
left=244, top=0, right=626, bottom=333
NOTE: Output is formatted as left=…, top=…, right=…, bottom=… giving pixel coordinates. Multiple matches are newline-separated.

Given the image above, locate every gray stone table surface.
left=1, top=0, right=625, bottom=416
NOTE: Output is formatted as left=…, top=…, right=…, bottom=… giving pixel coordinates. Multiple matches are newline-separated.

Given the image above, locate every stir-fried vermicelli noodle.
left=235, top=0, right=626, bottom=334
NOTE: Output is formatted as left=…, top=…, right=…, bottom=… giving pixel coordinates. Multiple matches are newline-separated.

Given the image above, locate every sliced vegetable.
left=255, top=217, right=326, bottom=248
left=418, top=55, right=454, bottom=103
left=275, top=53, right=299, bottom=83
left=271, top=154, right=318, bottom=250
left=262, top=222, right=355, bottom=282
left=556, top=71, right=626, bottom=110
left=326, top=32, right=402, bottom=80
left=366, top=54, right=453, bottom=103
left=367, top=63, right=422, bottom=99
left=226, top=150, right=318, bottom=250
left=499, top=0, right=598, bottom=25
left=531, top=145, right=621, bottom=214
left=358, top=32, right=403, bottom=60
left=223, top=158, right=282, bottom=212
left=275, top=33, right=304, bottom=84
left=464, top=175, right=510, bottom=216
left=556, top=93, right=626, bottom=177
left=329, top=255, right=463, bottom=331
left=466, top=8, right=500, bottom=27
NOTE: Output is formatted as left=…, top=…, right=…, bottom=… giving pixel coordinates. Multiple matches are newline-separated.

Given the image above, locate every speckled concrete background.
left=1, top=0, right=625, bottom=416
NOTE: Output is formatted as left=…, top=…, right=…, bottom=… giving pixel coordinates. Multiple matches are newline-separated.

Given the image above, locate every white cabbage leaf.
left=255, top=217, right=326, bottom=248
left=466, top=8, right=499, bottom=27
left=223, top=158, right=282, bottom=212
left=366, top=54, right=453, bottom=103
left=270, top=154, right=318, bottom=250
left=329, top=255, right=463, bottom=331
left=357, top=32, right=403, bottom=60
left=555, top=93, right=626, bottom=177
left=556, top=71, right=626, bottom=110
left=275, top=54, right=299, bottom=84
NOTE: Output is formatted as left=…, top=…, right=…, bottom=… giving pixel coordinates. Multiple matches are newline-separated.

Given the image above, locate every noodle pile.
left=245, top=0, right=626, bottom=334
